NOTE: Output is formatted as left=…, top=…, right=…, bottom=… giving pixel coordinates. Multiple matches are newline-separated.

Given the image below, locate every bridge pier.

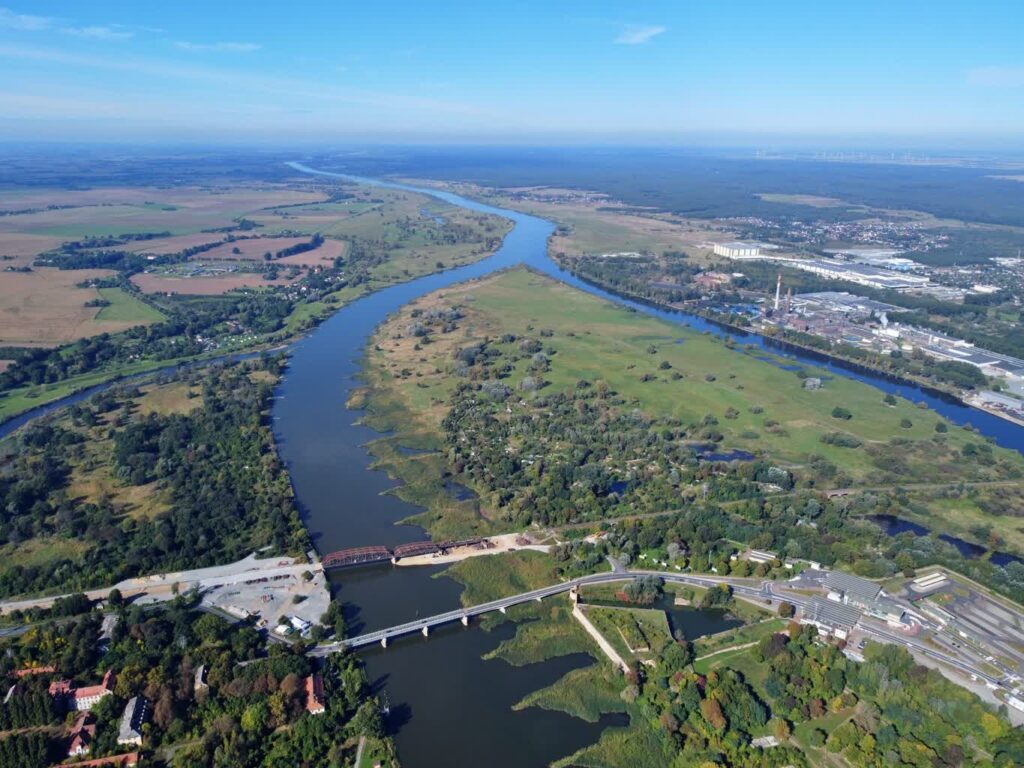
left=380, top=637, right=388, bottom=649
left=461, top=615, right=469, bottom=627
left=421, top=625, right=430, bottom=637
left=499, top=606, right=506, bottom=614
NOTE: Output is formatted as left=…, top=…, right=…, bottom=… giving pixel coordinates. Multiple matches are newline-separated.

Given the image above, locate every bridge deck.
left=317, top=571, right=776, bottom=653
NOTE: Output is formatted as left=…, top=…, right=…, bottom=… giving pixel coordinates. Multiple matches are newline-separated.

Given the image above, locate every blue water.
left=869, top=514, right=1022, bottom=566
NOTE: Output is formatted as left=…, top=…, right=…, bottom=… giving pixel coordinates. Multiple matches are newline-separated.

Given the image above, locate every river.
left=3, top=163, right=1023, bottom=766
left=273, top=163, right=1024, bottom=766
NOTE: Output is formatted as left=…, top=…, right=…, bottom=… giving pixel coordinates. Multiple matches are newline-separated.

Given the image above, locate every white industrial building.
left=713, top=241, right=761, bottom=259
left=801, top=596, right=861, bottom=640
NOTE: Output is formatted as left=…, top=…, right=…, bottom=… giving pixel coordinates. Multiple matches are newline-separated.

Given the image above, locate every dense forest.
left=317, top=147, right=1024, bottom=228
left=0, top=359, right=310, bottom=597
left=592, top=617, right=1024, bottom=767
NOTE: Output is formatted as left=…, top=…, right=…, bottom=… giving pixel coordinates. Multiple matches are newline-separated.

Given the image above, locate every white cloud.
left=0, top=7, right=54, bottom=31
left=64, top=25, right=134, bottom=40
left=1, top=8, right=134, bottom=41
left=967, top=66, right=1024, bottom=88
left=614, top=24, right=666, bottom=45
left=176, top=41, right=261, bottom=53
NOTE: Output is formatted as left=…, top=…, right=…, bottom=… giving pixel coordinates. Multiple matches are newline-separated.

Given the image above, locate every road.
left=314, top=568, right=1015, bottom=698
left=0, top=553, right=322, bottom=615
left=313, top=569, right=788, bottom=654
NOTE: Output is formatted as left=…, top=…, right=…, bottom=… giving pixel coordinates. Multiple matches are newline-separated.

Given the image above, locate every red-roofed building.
left=67, top=711, right=97, bottom=757
left=50, top=670, right=116, bottom=711
left=13, top=665, right=56, bottom=678
left=55, top=752, right=140, bottom=768
left=305, top=674, right=325, bottom=715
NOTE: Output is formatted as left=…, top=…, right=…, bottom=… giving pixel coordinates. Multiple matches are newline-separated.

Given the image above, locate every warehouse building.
left=801, top=596, right=862, bottom=640
left=824, top=571, right=882, bottom=604
left=713, top=241, right=762, bottom=259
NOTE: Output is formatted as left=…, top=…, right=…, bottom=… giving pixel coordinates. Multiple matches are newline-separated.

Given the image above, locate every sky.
left=1, top=1, right=1023, bottom=146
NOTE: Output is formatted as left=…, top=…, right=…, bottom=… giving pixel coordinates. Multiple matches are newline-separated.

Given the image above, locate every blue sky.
left=1, top=1, right=1022, bottom=144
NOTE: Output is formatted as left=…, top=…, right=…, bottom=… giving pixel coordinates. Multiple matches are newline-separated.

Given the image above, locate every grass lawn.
left=356, top=737, right=396, bottom=768
left=95, top=287, right=166, bottom=324
left=552, top=720, right=675, bottom=768
left=132, top=381, right=202, bottom=417
left=582, top=605, right=672, bottom=662
left=793, top=708, right=855, bottom=752
left=693, top=617, right=789, bottom=658
left=0, top=537, right=91, bottom=570
left=693, top=642, right=773, bottom=684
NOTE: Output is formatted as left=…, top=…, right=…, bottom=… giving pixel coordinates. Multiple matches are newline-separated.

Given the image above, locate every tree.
left=351, top=700, right=384, bottom=738
left=777, top=601, right=795, bottom=618
left=700, top=698, right=727, bottom=731
left=240, top=701, right=268, bottom=734
left=661, top=641, right=693, bottom=673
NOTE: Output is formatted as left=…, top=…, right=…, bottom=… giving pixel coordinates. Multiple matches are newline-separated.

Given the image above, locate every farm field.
left=0, top=184, right=326, bottom=237
left=197, top=236, right=347, bottom=265
left=131, top=271, right=301, bottom=295
left=95, top=286, right=166, bottom=324
left=0, top=267, right=161, bottom=345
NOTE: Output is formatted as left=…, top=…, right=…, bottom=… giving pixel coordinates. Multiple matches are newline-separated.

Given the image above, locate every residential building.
left=118, top=696, right=150, bottom=746
left=50, top=670, right=116, bottom=712
left=55, top=753, right=140, bottom=768
left=305, top=674, right=326, bottom=715
left=68, top=712, right=97, bottom=757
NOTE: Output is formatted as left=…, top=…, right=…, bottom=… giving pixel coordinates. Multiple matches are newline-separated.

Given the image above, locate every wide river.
left=272, top=164, right=1024, bottom=765
left=3, top=164, right=1022, bottom=766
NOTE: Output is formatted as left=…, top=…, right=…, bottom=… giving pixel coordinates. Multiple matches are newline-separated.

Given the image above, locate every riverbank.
left=394, top=532, right=551, bottom=566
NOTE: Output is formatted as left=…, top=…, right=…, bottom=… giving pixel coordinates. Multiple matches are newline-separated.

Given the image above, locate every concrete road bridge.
left=312, top=569, right=1011, bottom=695
left=312, top=570, right=792, bottom=653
